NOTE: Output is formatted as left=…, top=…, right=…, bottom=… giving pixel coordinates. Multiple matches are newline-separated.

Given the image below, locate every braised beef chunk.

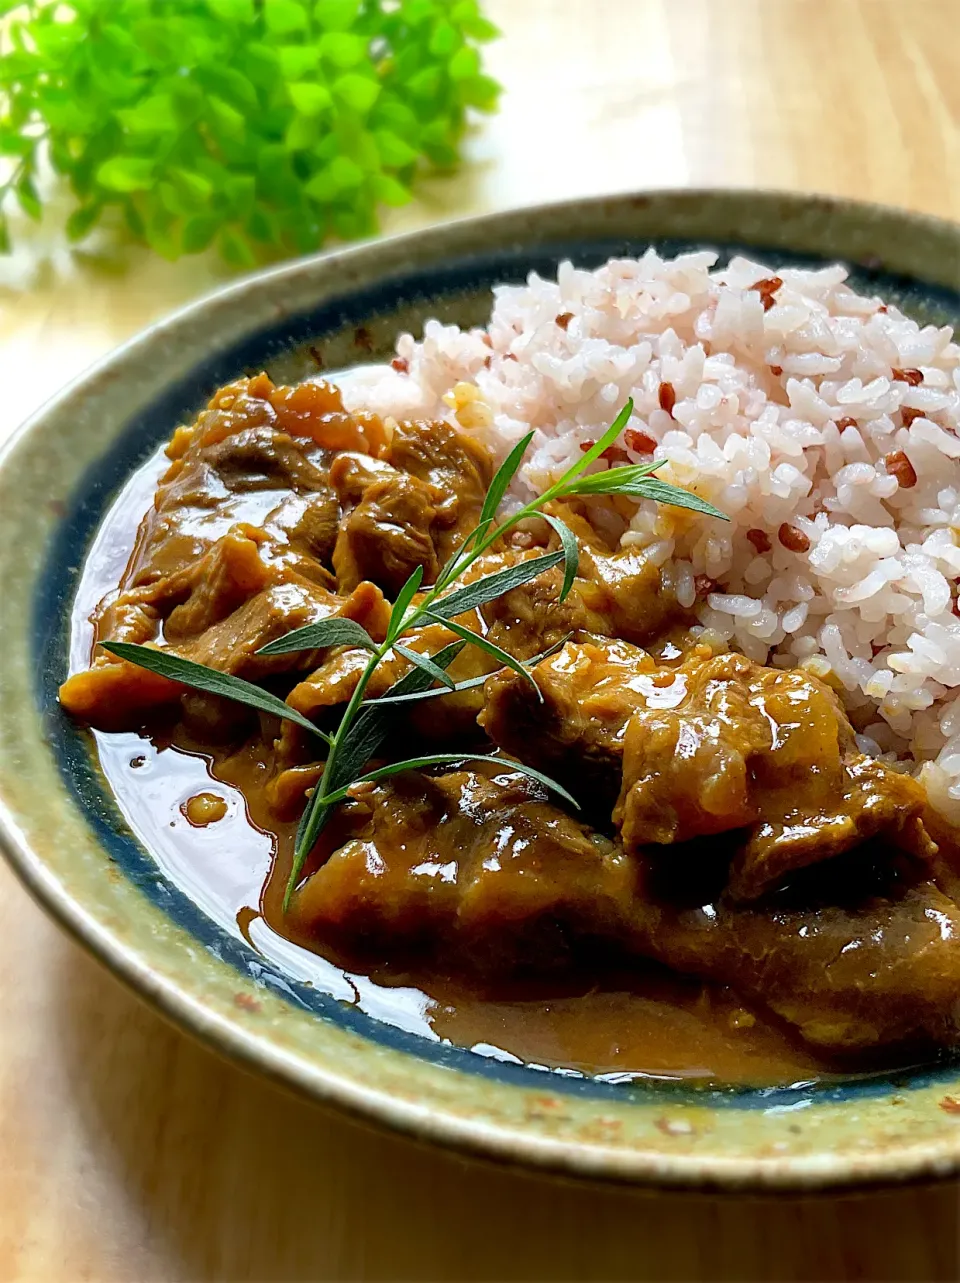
left=283, top=622, right=493, bottom=747
left=199, top=425, right=332, bottom=494
left=288, top=770, right=637, bottom=977
left=632, top=848, right=960, bottom=1053
left=330, top=418, right=493, bottom=595
left=331, top=455, right=443, bottom=594
left=387, top=418, right=491, bottom=560
left=479, top=636, right=650, bottom=812
left=480, top=505, right=679, bottom=660
left=482, top=640, right=935, bottom=898
left=288, top=770, right=960, bottom=1053
left=179, top=580, right=387, bottom=680
left=59, top=376, right=393, bottom=731
left=127, top=387, right=348, bottom=591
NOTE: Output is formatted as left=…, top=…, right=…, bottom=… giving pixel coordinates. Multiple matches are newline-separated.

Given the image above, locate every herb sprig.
left=0, top=0, right=500, bottom=263
left=101, top=400, right=727, bottom=907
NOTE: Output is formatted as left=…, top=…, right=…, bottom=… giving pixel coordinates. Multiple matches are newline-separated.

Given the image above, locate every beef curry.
left=60, top=374, right=960, bottom=1084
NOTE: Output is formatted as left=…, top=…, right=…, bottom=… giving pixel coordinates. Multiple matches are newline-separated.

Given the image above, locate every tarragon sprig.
left=101, top=400, right=727, bottom=908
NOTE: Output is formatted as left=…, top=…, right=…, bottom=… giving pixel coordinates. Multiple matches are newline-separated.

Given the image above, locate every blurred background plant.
left=0, top=0, right=500, bottom=267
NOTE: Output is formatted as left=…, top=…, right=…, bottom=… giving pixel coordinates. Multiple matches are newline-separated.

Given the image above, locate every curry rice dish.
left=60, top=252, right=960, bottom=1086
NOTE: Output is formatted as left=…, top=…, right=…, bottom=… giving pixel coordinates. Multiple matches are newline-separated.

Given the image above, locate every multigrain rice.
left=337, top=251, right=960, bottom=820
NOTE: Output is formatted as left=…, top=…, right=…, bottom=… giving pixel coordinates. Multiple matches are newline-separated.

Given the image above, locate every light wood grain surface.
left=1, top=2, right=959, bottom=1280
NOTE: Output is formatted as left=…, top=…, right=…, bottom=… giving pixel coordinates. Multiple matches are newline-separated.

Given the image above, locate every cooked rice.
left=337, top=250, right=960, bottom=821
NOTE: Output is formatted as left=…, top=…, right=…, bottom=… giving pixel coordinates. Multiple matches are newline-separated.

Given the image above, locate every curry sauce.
left=61, top=375, right=960, bottom=1086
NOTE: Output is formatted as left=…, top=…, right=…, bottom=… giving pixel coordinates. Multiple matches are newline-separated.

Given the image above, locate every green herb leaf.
left=96, top=156, right=156, bottom=192
left=256, top=617, right=378, bottom=656
left=100, top=642, right=332, bottom=743
left=319, top=753, right=581, bottom=810
left=479, top=430, right=534, bottom=531
left=323, top=639, right=466, bottom=807
left=420, top=610, right=541, bottom=698
left=625, top=478, right=729, bottom=520
left=367, top=670, right=492, bottom=705
left=558, top=398, right=634, bottom=485
left=347, top=639, right=465, bottom=749
left=288, top=81, right=333, bottom=116
left=387, top=564, right=424, bottom=640
left=285, top=638, right=466, bottom=900
left=368, top=634, right=572, bottom=706
left=541, top=513, right=579, bottom=602
left=428, top=550, right=565, bottom=621
left=562, top=460, right=662, bottom=496
left=393, top=643, right=457, bottom=690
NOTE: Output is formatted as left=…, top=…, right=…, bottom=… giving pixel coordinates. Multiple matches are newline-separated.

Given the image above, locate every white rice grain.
left=336, top=251, right=960, bottom=815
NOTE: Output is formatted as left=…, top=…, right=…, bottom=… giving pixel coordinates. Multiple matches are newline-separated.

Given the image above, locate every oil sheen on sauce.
left=72, top=446, right=834, bottom=1089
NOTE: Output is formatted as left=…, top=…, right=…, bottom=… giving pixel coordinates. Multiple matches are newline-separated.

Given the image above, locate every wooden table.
left=2, top=2, right=958, bottom=1278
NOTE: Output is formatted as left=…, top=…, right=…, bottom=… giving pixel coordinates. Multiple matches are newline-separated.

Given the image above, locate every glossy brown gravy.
left=66, top=387, right=958, bottom=1089
left=73, top=449, right=833, bottom=1089
left=94, top=731, right=832, bottom=1085
left=72, top=458, right=828, bottom=1085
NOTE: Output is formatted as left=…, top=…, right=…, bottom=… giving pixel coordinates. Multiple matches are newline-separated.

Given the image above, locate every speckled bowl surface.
left=2, top=190, right=959, bottom=1191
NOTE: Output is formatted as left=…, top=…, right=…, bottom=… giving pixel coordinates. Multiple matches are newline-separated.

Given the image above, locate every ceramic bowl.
left=2, top=190, right=959, bottom=1191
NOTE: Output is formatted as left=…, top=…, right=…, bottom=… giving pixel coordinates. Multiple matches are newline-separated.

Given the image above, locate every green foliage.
left=0, top=0, right=501, bottom=262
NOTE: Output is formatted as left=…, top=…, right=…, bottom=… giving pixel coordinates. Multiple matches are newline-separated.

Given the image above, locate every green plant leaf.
left=314, top=0, right=361, bottom=29
left=100, top=643, right=332, bottom=742
left=448, top=45, right=480, bottom=80
left=264, top=0, right=309, bottom=35
left=257, top=617, right=378, bottom=656
left=319, top=31, right=366, bottom=68
left=320, top=753, right=580, bottom=810
left=479, top=431, right=534, bottom=530
left=421, top=611, right=541, bottom=698
left=562, top=460, right=661, bottom=496
left=288, top=81, right=333, bottom=116
left=621, top=477, right=729, bottom=520
left=541, top=513, right=579, bottom=602
left=406, top=66, right=441, bottom=100
left=333, top=72, right=380, bottom=113
left=400, top=0, right=436, bottom=25
left=16, top=175, right=41, bottom=222
left=458, top=72, right=500, bottom=109
left=182, top=213, right=221, bottom=252
left=429, top=22, right=459, bottom=56
left=345, top=638, right=465, bottom=764
left=559, top=398, right=633, bottom=484
left=279, top=44, right=321, bottom=79
left=207, top=0, right=257, bottom=22
left=371, top=174, right=410, bottom=206
left=0, top=0, right=496, bottom=258
left=393, top=643, right=457, bottom=690
left=373, top=128, right=419, bottom=167
left=96, top=156, right=155, bottom=192
left=285, top=637, right=466, bottom=900
left=117, top=94, right=178, bottom=135
left=208, top=95, right=246, bottom=139
left=369, top=634, right=571, bottom=706
left=305, top=154, right=364, bottom=199
left=428, top=549, right=565, bottom=622
left=387, top=564, right=424, bottom=639
left=285, top=112, right=319, bottom=151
